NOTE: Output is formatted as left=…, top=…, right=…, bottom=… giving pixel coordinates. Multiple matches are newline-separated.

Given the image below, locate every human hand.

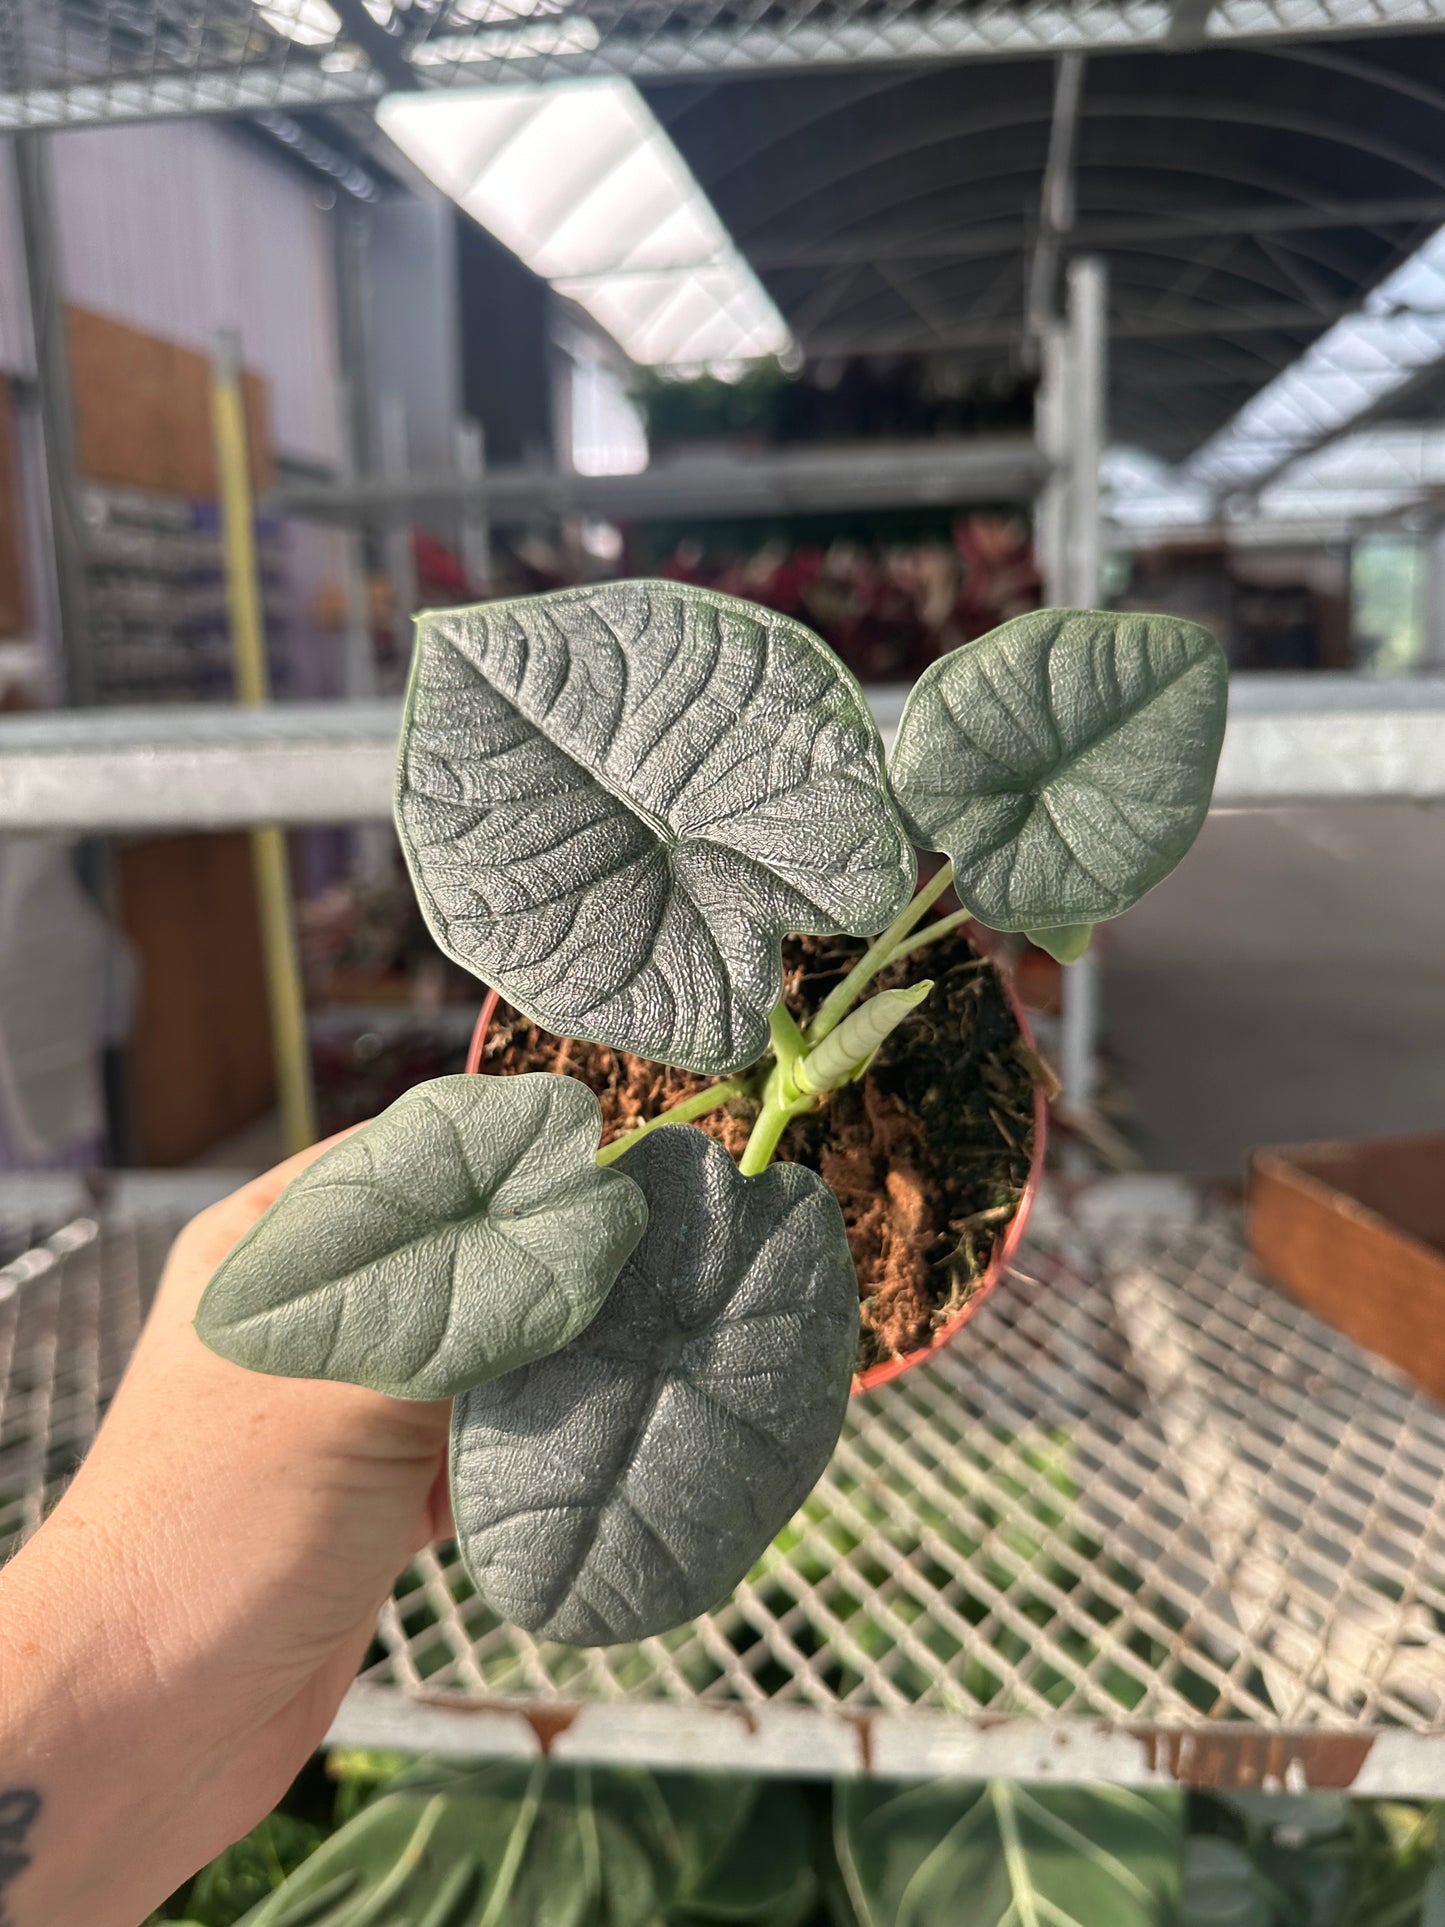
left=0, top=1133, right=453, bottom=1927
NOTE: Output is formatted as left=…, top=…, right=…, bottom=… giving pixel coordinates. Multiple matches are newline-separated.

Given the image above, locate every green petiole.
left=596, top=1078, right=746, bottom=1167
left=804, top=860, right=955, bottom=1045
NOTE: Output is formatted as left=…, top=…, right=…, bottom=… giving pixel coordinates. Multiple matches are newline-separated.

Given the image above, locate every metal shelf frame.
left=1, top=676, right=1441, bottom=834
left=5, top=1178, right=1445, bottom=1792
left=6, top=0, right=1445, bottom=133
left=265, top=435, right=1052, bottom=527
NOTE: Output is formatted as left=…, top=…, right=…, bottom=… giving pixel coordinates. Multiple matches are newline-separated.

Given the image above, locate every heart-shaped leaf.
left=239, top=1763, right=795, bottom=1927
left=196, top=1074, right=647, bottom=1400
left=889, top=609, right=1227, bottom=932
left=450, top=1125, right=859, bottom=1644
left=395, top=580, right=915, bottom=1076
left=835, top=1780, right=1183, bottom=1927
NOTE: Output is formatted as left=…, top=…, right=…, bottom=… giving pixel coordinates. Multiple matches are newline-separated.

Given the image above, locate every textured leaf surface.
left=395, top=580, right=914, bottom=1075
left=835, top=1780, right=1183, bottom=1927
left=196, top=1074, right=646, bottom=1399
left=1181, top=1837, right=1276, bottom=1927
left=889, top=609, right=1227, bottom=931
left=676, top=1782, right=817, bottom=1926
left=238, top=1763, right=796, bottom=1927
left=450, top=1125, right=859, bottom=1644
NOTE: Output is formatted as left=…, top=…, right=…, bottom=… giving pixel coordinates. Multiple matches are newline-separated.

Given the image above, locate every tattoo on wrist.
left=0, top=1788, right=40, bottom=1926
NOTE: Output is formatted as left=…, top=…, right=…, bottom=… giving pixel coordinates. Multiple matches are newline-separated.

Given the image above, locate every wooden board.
left=67, top=305, right=273, bottom=497
left=1249, top=1133, right=1445, bottom=1401
left=116, top=833, right=277, bottom=1165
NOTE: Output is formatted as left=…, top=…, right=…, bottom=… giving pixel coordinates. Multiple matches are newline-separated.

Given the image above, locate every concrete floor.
left=1102, top=802, right=1445, bottom=1177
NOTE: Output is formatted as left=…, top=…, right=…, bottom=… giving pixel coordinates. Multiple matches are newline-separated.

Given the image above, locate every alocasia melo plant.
left=197, top=582, right=1227, bottom=1647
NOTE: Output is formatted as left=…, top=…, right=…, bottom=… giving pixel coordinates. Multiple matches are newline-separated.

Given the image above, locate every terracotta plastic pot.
left=465, top=942, right=1047, bottom=1398
left=851, top=935, right=1047, bottom=1394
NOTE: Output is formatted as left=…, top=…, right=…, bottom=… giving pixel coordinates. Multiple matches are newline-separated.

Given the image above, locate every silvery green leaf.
left=1028, top=921, right=1093, bottom=963
left=196, top=1074, right=646, bottom=1400
left=889, top=609, right=1227, bottom=931
left=450, top=1125, right=859, bottom=1645
left=395, top=580, right=915, bottom=1076
left=835, top=1780, right=1183, bottom=1927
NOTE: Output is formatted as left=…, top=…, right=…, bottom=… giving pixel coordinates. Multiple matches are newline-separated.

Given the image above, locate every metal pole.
left=334, top=375, right=378, bottom=704
left=378, top=393, right=419, bottom=667
left=1034, top=323, right=1070, bottom=605
left=333, top=202, right=375, bottom=484
left=1026, top=53, right=1084, bottom=346
left=1059, top=257, right=1108, bottom=1119
left=1064, top=255, right=1106, bottom=609
left=212, top=331, right=318, bottom=1156
left=454, top=417, right=492, bottom=593
left=12, top=132, right=94, bottom=707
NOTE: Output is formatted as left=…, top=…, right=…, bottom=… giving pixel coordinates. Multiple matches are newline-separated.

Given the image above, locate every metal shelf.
left=267, top=439, right=1051, bottom=526
left=4, top=0, right=1444, bottom=132
left=4, top=1177, right=1444, bottom=1791
left=0, top=678, right=1441, bottom=833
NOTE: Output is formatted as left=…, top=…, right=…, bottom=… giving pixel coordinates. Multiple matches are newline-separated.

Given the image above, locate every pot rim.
left=465, top=927, right=1048, bottom=1399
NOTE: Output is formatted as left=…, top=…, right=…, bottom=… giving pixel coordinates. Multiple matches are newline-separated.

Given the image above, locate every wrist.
left=0, top=1520, right=255, bottom=1927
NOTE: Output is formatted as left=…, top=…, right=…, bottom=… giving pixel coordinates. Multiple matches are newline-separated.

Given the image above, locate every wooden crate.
left=1249, top=1133, right=1445, bottom=1401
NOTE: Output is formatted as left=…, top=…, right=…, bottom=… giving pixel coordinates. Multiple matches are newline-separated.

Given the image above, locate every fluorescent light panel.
left=1107, top=425, right=1445, bottom=530
left=1187, top=223, right=1445, bottom=493
left=378, top=81, right=794, bottom=370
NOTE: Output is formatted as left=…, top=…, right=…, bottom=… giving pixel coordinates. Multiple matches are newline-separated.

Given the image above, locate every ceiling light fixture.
left=378, top=80, right=794, bottom=371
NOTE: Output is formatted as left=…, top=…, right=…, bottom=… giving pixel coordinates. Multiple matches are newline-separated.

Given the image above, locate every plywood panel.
left=68, top=304, right=273, bottom=497
left=116, top=833, right=277, bottom=1164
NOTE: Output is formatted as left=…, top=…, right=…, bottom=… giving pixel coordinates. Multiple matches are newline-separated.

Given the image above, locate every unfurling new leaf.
left=395, top=580, right=915, bottom=1077
left=796, top=979, right=933, bottom=1093
left=889, top=608, right=1227, bottom=934
left=195, top=1074, right=647, bottom=1400
left=450, top=1125, right=859, bottom=1644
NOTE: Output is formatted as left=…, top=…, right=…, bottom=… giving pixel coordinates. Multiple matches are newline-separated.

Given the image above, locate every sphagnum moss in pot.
left=196, top=582, right=1227, bottom=1647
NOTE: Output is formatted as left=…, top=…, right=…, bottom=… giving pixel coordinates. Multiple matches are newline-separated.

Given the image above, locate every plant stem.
left=595, top=1078, right=745, bottom=1166
left=805, top=860, right=955, bottom=1044
left=882, top=903, right=980, bottom=967
left=737, top=1095, right=805, bottom=1177
left=767, top=998, right=807, bottom=1064
left=738, top=1000, right=815, bottom=1177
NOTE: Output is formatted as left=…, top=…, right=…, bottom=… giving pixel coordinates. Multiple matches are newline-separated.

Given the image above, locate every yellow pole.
left=211, top=331, right=317, bottom=1155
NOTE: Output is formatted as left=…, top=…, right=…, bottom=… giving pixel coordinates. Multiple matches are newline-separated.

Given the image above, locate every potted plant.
left=197, top=582, right=1225, bottom=1648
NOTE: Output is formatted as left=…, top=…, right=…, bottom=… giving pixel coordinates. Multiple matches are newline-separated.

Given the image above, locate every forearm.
left=0, top=1526, right=236, bottom=1927
left=0, top=1163, right=450, bottom=1927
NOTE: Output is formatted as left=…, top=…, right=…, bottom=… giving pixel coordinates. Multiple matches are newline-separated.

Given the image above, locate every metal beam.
left=1167, top=0, right=1219, bottom=46
left=1026, top=53, right=1085, bottom=340
left=12, top=133, right=95, bottom=707
left=10, top=0, right=1445, bottom=130
left=267, top=437, right=1051, bottom=524
left=750, top=196, right=1445, bottom=272
left=326, top=0, right=418, bottom=93
left=3, top=681, right=1443, bottom=833
left=808, top=296, right=1365, bottom=355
